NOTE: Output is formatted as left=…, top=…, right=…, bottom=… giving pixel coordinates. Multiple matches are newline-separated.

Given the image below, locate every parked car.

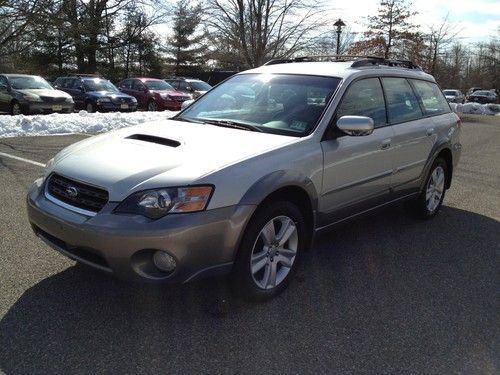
left=0, top=74, right=74, bottom=115
left=442, top=89, right=464, bottom=104
left=53, top=75, right=137, bottom=113
left=118, top=78, right=191, bottom=111
left=27, top=57, right=461, bottom=301
left=165, top=77, right=212, bottom=98
left=466, top=87, right=483, bottom=97
left=466, top=90, right=498, bottom=104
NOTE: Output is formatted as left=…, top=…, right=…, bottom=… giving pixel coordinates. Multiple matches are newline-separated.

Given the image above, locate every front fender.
left=238, top=169, right=319, bottom=211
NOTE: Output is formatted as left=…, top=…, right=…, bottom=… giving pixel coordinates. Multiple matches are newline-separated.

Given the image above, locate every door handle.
left=380, top=139, right=391, bottom=150
left=427, top=128, right=435, bottom=136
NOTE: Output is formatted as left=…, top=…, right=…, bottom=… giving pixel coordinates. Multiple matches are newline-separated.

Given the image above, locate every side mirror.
left=336, top=115, right=374, bottom=136
left=78, top=86, right=85, bottom=92
left=0, top=83, right=9, bottom=91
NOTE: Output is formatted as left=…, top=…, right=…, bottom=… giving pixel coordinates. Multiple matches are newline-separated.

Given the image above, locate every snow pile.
left=0, top=110, right=179, bottom=138
left=451, top=103, right=500, bottom=116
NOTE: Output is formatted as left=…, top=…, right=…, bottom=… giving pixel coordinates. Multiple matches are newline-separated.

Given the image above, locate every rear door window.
left=411, top=80, right=450, bottom=116
left=336, top=78, right=387, bottom=128
left=382, top=77, right=423, bottom=124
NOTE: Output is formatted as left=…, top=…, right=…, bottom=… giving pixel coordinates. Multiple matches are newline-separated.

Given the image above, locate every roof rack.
left=263, top=55, right=421, bottom=70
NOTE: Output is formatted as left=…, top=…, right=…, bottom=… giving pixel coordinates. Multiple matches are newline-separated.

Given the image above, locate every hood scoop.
left=126, top=134, right=181, bottom=148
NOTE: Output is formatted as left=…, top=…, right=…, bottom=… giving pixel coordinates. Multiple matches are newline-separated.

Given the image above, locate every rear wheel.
left=10, top=101, right=22, bottom=115
left=412, top=158, right=448, bottom=218
left=232, top=201, right=306, bottom=301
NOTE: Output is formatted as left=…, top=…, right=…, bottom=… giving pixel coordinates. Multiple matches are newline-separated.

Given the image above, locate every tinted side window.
left=178, top=81, right=189, bottom=91
left=0, top=76, right=8, bottom=86
left=71, top=79, right=82, bottom=89
left=336, top=78, right=387, bottom=128
left=120, top=79, right=132, bottom=89
left=382, top=77, right=423, bottom=123
left=132, top=80, right=145, bottom=90
left=411, top=80, right=450, bottom=116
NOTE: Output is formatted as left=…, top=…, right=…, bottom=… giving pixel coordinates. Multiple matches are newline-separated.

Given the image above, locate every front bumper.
left=27, top=178, right=255, bottom=283
left=96, top=102, right=138, bottom=112
left=23, top=102, right=74, bottom=114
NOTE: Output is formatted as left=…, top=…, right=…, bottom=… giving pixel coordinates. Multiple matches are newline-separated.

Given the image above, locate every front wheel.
left=232, top=201, right=307, bottom=301
left=86, top=102, right=95, bottom=113
left=147, top=100, right=158, bottom=111
left=10, top=101, right=22, bottom=115
left=412, top=158, right=448, bottom=218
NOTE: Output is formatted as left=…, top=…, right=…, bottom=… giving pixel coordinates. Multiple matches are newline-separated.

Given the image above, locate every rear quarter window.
left=411, top=80, right=450, bottom=116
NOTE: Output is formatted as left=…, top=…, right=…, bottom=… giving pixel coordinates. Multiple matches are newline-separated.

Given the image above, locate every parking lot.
left=0, top=116, right=498, bottom=374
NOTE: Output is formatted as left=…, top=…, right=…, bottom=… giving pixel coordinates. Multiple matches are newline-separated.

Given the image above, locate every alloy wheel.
left=11, top=102, right=21, bottom=115
left=148, top=101, right=158, bottom=111
left=250, top=215, right=298, bottom=290
left=426, top=165, right=445, bottom=213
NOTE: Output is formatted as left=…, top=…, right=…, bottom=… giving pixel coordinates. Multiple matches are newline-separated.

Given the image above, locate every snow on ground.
left=0, top=110, right=178, bottom=138
left=450, top=102, right=500, bottom=116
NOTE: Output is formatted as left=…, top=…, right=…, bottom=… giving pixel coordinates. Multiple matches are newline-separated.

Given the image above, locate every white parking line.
left=0, top=151, right=46, bottom=167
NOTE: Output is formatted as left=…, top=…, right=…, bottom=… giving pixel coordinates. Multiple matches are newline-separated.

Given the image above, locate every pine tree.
left=166, top=0, right=206, bottom=76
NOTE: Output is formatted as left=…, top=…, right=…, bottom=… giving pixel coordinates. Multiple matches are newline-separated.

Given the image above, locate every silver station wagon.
left=27, top=57, right=462, bottom=300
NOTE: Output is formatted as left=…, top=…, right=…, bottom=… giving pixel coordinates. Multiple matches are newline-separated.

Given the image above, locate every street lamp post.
left=334, top=19, right=346, bottom=57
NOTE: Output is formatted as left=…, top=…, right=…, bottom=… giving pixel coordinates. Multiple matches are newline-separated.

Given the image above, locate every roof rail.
left=263, top=55, right=421, bottom=70
left=68, top=73, right=103, bottom=78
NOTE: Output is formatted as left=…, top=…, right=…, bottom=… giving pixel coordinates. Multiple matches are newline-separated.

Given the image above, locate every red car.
left=118, top=77, right=191, bottom=111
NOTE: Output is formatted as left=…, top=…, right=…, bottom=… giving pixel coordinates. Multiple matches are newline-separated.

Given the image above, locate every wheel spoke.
left=435, top=171, right=444, bottom=188
left=251, top=251, right=268, bottom=274
left=260, top=220, right=276, bottom=245
left=266, top=261, right=278, bottom=288
left=426, top=187, right=433, bottom=201
left=276, top=218, right=296, bottom=246
left=276, top=254, right=293, bottom=268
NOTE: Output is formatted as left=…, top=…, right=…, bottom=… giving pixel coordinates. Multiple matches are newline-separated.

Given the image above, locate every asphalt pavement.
left=0, top=118, right=498, bottom=374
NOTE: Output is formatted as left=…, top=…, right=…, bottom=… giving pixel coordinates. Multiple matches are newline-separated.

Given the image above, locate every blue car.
left=53, top=75, right=138, bottom=113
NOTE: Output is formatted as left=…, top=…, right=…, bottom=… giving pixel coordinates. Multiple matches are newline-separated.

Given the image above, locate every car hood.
left=18, top=89, right=72, bottom=99
left=50, top=120, right=298, bottom=201
left=88, top=91, right=132, bottom=99
left=151, top=90, right=189, bottom=97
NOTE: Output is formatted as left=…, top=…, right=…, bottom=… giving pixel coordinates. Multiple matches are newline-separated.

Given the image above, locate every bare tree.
left=349, top=0, right=417, bottom=59
left=426, top=14, right=461, bottom=75
left=205, top=0, right=327, bottom=68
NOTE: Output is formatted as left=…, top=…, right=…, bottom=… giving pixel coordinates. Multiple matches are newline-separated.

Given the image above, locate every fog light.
left=153, top=251, right=176, bottom=272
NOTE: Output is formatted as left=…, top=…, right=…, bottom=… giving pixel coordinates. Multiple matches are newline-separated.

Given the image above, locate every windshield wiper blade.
left=172, top=116, right=204, bottom=124
left=202, top=119, right=263, bottom=132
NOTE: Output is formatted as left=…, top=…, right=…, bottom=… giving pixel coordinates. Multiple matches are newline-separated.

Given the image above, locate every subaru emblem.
left=66, top=186, right=78, bottom=198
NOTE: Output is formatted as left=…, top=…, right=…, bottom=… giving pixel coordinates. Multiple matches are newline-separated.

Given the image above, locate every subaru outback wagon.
left=27, top=57, right=461, bottom=300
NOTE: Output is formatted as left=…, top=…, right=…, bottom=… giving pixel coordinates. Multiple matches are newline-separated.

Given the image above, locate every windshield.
left=189, top=81, right=212, bottom=91
left=443, top=90, right=458, bottom=96
left=10, top=76, right=53, bottom=90
left=144, top=80, right=174, bottom=90
left=177, top=73, right=340, bottom=137
left=83, top=79, right=118, bottom=92
left=472, top=91, right=492, bottom=96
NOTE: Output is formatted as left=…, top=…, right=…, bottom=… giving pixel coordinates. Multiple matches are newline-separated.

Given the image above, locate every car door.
left=382, top=77, right=435, bottom=193
left=319, top=77, right=395, bottom=222
left=0, top=75, right=10, bottom=112
left=69, top=79, right=86, bottom=109
left=131, top=80, right=148, bottom=107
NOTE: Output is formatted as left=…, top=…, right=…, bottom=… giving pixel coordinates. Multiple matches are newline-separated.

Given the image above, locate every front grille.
left=47, top=174, right=108, bottom=213
left=174, top=96, right=190, bottom=102
left=40, top=96, right=66, bottom=104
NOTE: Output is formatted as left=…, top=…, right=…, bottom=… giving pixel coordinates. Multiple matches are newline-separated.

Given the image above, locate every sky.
left=331, top=0, right=499, bottom=43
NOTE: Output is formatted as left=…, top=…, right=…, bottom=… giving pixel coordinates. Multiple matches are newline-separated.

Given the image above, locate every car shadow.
left=1, top=205, right=498, bottom=374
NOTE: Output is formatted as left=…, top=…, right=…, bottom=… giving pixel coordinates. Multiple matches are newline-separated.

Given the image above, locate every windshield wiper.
left=202, top=119, right=263, bottom=132
left=172, top=116, right=204, bottom=124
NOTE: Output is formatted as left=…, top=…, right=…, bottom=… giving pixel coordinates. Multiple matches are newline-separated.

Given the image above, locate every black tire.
left=85, top=102, right=95, bottom=113
left=411, top=157, right=448, bottom=219
left=10, top=101, right=22, bottom=116
left=147, top=100, right=158, bottom=111
left=232, top=201, right=307, bottom=302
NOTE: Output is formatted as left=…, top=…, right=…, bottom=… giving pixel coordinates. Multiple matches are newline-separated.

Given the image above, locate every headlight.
left=65, top=97, right=74, bottom=103
left=130, top=97, right=137, bottom=103
left=97, top=97, right=111, bottom=103
left=23, top=94, right=43, bottom=102
left=115, top=186, right=214, bottom=219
